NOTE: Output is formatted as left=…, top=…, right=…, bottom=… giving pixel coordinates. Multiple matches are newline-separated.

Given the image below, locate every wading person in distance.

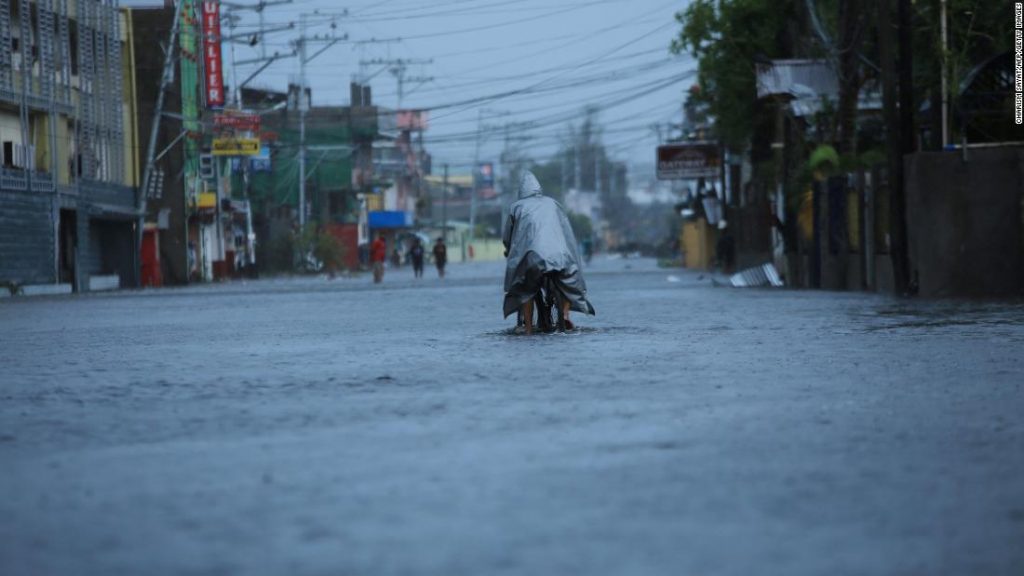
left=371, top=234, right=387, bottom=284
left=433, top=237, right=447, bottom=278
left=502, top=170, right=595, bottom=334
left=409, top=238, right=425, bottom=279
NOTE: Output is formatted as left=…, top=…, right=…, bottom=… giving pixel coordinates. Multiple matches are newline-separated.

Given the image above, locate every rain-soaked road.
left=2, top=257, right=1023, bottom=576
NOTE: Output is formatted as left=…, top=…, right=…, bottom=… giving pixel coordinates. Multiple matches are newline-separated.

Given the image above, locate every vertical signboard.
left=201, top=1, right=224, bottom=108
left=476, top=162, right=495, bottom=199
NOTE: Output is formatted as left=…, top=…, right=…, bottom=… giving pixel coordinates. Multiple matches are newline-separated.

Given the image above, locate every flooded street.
left=2, top=257, right=1023, bottom=575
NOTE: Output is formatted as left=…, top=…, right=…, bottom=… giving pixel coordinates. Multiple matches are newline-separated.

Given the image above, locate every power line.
left=314, top=0, right=624, bottom=45
left=343, top=47, right=678, bottom=92
left=411, top=58, right=686, bottom=130
left=423, top=71, right=692, bottom=144
left=419, top=21, right=680, bottom=119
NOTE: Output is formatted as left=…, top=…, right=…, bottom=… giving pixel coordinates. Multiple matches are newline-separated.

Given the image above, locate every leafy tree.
left=567, top=212, right=593, bottom=242
left=529, top=159, right=565, bottom=203
left=671, top=0, right=804, bottom=150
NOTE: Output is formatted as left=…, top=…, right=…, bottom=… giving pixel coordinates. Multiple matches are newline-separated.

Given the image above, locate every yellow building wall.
left=121, top=8, right=140, bottom=188
left=55, top=119, right=71, bottom=185
left=466, top=239, right=505, bottom=262
left=681, top=219, right=715, bottom=270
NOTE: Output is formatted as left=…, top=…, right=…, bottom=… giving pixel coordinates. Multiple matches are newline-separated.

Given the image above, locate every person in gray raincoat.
left=503, top=170, right=595, bottom=331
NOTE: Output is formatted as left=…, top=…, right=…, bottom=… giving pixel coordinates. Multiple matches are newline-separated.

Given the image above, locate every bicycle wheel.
left=543, top=274, right=566, bottom=332
left=535, top=284, right=554, bottom=333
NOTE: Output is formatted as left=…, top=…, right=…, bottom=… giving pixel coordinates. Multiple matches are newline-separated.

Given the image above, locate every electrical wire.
left=218, top=0, right=688, bottom=171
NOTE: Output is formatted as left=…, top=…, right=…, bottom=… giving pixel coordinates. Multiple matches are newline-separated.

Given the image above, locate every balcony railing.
left=0, top=166, right=28, bottom=190
left=30, top=172, right=54, bottom=192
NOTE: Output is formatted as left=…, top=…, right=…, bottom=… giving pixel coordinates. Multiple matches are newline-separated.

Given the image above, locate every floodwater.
left=1, top=257, right=1022, bottom=575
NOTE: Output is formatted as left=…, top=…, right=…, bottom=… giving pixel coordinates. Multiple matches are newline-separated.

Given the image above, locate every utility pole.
left=940, top=0, right=949, bottom=147
left=222, top=15, right=296, bottom=108
left=470, top=108, right=484, bottom=244
left=220, top=0, right=294, bottom=61
left=138, top=0, right=186, bottom=281
left=295, top=11, right=346, bottom=230
left=574, top=143, right=581, bottom=190
left=140, top=0, right=185, bottom=210
left=891, top=0, right=914, bottom=294
left=358, top=58, right=432, bottom=109
left=231, top=49, right=294, bottom=107
left=442, top=163, right=449, bottom=245
left=500, top=122, right=513, bottom=233
left=298, top=13, right=307, bottom=229
left=214, top=2, right=294, bottom=274
left=561, top=146, right=569, bottom=194
left=467, top=108, right=508, bottom=244
left=398, top=73, right=433, bottom=110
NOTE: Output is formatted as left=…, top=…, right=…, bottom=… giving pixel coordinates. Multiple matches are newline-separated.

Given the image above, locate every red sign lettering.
left=202, top=1, right=224, bottom=108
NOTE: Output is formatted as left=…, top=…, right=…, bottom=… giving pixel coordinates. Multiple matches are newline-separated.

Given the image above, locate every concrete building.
left=245, top=84, right=381, bottom=271
left=0, top=0, right=140, bottom=294
left=370, top=108, right=430, bottom=245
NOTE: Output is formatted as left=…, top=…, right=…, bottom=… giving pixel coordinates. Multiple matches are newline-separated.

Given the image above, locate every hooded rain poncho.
left=502, top=171, right=596, bottom=318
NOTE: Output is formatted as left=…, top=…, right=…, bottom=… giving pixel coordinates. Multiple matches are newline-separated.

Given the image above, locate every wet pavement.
left=1, top=256, right=1023, bottom=575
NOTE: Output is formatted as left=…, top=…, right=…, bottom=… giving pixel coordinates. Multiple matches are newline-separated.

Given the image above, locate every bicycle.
left=517, top=272, right=571, bottom=334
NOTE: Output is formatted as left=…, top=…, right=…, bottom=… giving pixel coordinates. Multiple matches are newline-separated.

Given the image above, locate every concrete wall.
left=680, top=220, right=716, bottom=270
left=457, top=238, right=505, bottom=263
left=731, top=201, right=773, bottom=270
left=0, top=189, right=55, bottom=285
left=906, top=148, right=1024, bottom=297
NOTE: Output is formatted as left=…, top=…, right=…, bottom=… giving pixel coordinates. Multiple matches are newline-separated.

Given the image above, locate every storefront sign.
left=202, top=1, right=224, bottom=108
left=656, top=142, right=721, bottom=180
left=368, top=210, right=413, bottom=229
left=212, top=138, right=260, bottom=156
left=249, top=146, right=272, bottom=171
left=214, top=113, right=260, bottom=132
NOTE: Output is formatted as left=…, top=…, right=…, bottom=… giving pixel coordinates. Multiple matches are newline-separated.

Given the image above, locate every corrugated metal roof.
left=757, top=59, right=881, bottom=117
left=756, top=59, right=838, bottom=99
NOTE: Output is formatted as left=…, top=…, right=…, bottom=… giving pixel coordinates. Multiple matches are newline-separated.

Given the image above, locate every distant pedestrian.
left=409, top=238, right=425, bottom=278
left=371, top=235, right=387, bottom=283
left=433, top=237, right=447, bottom=278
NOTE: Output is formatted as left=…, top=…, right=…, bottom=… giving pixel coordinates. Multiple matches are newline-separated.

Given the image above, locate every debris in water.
left=719, top=263, right=783, bottom=288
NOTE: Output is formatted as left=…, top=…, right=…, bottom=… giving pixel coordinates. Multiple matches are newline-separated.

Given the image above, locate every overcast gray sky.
left=126, top=0, right=695, bottom=177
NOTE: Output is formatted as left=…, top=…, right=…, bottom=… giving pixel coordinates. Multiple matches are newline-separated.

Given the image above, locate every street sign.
left=656, top=142, right=721, bottom=180
left=211, top=138, right=260, bottom=156
left=249, top=146, right=271, bottom=172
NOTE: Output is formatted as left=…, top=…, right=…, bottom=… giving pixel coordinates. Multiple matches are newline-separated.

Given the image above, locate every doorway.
left=58, top=209, right=77, bottom=288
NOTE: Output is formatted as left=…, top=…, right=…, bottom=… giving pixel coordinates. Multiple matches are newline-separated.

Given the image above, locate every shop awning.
left=369, top=210, right=413, bottom=229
